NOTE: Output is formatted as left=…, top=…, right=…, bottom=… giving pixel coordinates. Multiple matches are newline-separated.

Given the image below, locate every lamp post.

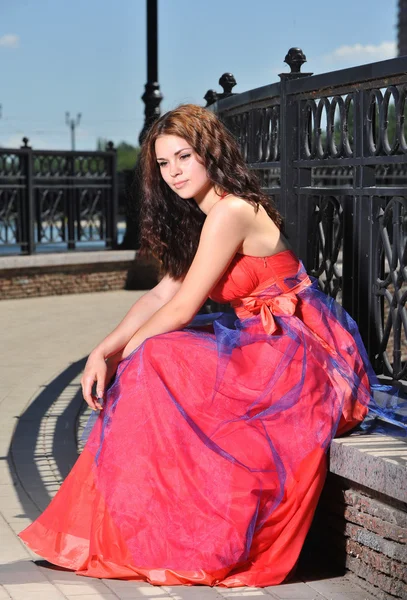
left=139, top=0, right=163, bottom=144
left=398, top=0, right=407, bottom=56
left=65, top=112, right=81, bottom=151
left=121, top=0, right=163, bottom=252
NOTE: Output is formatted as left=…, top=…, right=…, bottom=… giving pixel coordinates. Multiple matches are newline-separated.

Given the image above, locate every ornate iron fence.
left=210, top=49, right=407, bottom=380
left=0, top=139, right=118, bottom=254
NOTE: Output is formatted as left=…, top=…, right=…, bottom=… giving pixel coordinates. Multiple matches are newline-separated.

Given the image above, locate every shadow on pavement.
left=8, top=358, right=86, bottom=520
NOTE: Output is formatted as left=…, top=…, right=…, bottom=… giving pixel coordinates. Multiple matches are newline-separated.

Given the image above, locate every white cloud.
left=0, top=34, right=19, bottom=48
left=324, top=41, right=397, bottom=67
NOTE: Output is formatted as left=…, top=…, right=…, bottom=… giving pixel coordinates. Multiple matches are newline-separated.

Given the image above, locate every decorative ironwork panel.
left=74, top=156, right=109, bottom=177
left=222, top=105, right=280, bottom=165
left=365, top=85, right=407, bottom=157
left=35, top=189, right=66, bottom=243
left=0, top=151, right=26, bottom=248
left=374, top=196, right=407, bottom=380
left=251, top=167, right=281, bottom=190
left=308, top=195, right=344, bottom=302
left=376, top=164, right=407, bottom=186
left=0, top=152, right=24, bottom=177
left=298, top=84, right=407, bottom=161
left=0, top=144, right=117, bottom=253
left=214, top=52, right=407, bottom=375
left=301, top=94, right=354, bottom=160
left=0, top=189, right=21, bottom=244
left=312, top=166, right=353, bottom=188
left=34, top=155, right=69, bottom=177
left=223, top=112, right=250, bottom=161
left=77, top=188, right=105, bottom=241
left=252, top=106, right=280, bottom=163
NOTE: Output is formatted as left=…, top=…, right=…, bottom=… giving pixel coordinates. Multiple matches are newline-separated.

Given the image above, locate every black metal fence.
left=211, top=49, right=407, bottom=380
left=0, top=139, right=117, bottom=254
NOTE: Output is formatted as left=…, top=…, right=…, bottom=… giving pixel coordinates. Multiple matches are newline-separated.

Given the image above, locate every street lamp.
left=139, top=0, right=163, bottom=144
left=121, top=0, right=163, bottom=251
left=65, top=112, right=82, bottom=151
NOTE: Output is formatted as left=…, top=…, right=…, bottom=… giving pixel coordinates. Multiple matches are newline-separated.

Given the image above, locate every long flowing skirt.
left=20, top=282, right=377, bottom=587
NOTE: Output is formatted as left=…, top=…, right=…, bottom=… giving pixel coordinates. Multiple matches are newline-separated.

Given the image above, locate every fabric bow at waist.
left=231, top=276, right=312, bottom=334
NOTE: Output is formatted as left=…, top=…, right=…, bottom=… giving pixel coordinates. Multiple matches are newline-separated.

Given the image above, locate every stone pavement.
left=0, top=291, right=377, bottom=600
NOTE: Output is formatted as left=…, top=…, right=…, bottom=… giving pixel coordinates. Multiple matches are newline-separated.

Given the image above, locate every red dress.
left=19, top=250, right=370, bottom=587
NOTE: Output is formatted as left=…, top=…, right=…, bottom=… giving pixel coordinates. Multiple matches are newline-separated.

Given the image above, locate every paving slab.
left=0, top=291, right=379, bottom=600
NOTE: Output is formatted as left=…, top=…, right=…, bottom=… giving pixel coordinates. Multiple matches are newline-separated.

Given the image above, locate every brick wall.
left=0, top=263, right=132, bottom=300
left=308, top=472, right=407, bottom=600
left=0, top=252, right=160, bottom=300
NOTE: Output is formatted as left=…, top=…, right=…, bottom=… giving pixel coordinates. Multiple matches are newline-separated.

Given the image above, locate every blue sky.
left=0, top=0, right=399, bottom=150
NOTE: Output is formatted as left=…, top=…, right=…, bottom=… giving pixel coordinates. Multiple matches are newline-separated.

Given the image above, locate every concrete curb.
left=330, top=436, right=407, bottom=504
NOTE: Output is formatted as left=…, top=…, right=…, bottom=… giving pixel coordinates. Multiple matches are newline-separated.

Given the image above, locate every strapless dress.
left=19, top=249, right=402, bottom=587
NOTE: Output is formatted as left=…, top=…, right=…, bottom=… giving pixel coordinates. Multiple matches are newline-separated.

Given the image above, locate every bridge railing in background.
left=210, top=49, right=407, bottom=380
left=0, top=139, right=118, bottom=255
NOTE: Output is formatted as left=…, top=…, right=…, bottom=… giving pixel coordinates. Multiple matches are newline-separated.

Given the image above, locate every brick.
left=325, top=515, right=407, bottom=563
left=343, top=506, right=406, bottom=543
left=346, top=573, right=391, bottom=600
left=0, top=265, right=130, bottom=300
left=346, top=555, right=407, bottom=598
left=345, top=539, right=407, bottom=583
left=343, top=490, right=407, bottom=528
left=344, top=523, right=407, bottom=563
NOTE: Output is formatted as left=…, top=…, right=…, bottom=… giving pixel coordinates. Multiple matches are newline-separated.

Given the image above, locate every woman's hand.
left=81, top=350, right=120, bottom=411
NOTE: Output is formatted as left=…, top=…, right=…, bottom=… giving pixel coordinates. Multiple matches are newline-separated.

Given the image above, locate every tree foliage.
left=96, top=138, right=140, bottom=172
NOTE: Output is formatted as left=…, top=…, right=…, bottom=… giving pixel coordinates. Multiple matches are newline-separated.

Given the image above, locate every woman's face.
left=155, top=134, right=211, bottom=199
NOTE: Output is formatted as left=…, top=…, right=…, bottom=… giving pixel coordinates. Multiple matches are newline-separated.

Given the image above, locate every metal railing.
left=210, top=48, right=407, bottom=379
left=0, top=139, right=118, bottom=254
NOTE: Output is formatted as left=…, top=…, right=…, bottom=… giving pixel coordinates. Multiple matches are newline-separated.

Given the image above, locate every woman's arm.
left=81, top=274, right=183, bottom=409
left=93, top=274, right=184, bottom=359
left=120, top=198, right=251, bottom=358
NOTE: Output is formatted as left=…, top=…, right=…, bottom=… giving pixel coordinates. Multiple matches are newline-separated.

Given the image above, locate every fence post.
left=106, top=141, right=118, bottom=249
left=351, top=88, right=379, bottom=361
left=67, top=152, right=76, bottom=250
left=279, top=48, right=313, bottom=261
left=21, top=137, right=35, bottom=255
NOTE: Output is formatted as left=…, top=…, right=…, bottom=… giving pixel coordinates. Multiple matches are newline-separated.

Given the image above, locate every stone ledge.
left=330, top=435, right=407, bottom=504
left=0, top=250, right=137, bottom=270
left=0, top=251, right=160, bottom=299
left=311, top=434, right=407, bottom=600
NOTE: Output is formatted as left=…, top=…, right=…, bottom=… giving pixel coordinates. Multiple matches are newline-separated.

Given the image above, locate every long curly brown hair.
left=139, top=104, right=283, bottom=279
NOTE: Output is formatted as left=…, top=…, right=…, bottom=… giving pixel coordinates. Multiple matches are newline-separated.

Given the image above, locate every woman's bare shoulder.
left=211, top=195, right=258, bottom=220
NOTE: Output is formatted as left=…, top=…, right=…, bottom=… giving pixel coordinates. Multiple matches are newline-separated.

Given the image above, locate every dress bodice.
left=209, top=249, right=302, bottom=304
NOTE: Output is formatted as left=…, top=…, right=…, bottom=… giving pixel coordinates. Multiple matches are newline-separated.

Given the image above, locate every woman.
left=19, top=104, right=372, bottom=587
